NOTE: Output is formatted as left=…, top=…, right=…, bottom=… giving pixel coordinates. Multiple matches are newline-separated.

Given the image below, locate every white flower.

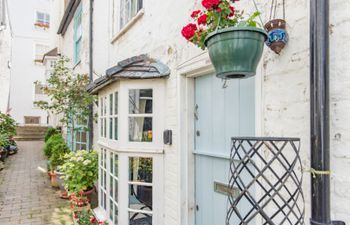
left=77, top=157, right=84, bottom=161
left=83, top=160, right=91, bottom=165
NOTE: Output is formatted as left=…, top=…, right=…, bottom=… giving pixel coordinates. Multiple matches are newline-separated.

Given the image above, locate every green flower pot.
left=204, top=27, right=267, bottom=79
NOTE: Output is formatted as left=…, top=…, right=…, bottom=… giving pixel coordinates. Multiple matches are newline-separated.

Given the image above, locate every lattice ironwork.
left=226, top=137, right=305, bottom=225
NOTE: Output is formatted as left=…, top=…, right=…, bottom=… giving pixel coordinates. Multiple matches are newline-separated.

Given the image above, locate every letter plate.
left=214, top=181, right=240, bottom=198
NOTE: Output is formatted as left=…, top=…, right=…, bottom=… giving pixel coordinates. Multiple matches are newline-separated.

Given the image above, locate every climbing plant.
left=34, top=56, right=96, bottom=149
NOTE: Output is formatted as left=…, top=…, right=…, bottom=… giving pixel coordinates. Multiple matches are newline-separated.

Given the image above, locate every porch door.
left=194, top=74, right=255, bottom=225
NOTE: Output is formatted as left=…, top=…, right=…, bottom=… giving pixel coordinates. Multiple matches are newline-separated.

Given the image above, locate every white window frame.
left=34, top=10, right=50, bottom=29
left=97, top=79, right=165, bottom=225
left=33, top=42, right=49, bottom=63
left=98, top=147, right=164, bottom=225
left=110, top=0, right=144, bottom=43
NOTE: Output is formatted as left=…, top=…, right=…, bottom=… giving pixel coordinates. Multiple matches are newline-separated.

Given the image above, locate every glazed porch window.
left=109, top=92, right=119, bottom=140
left=128, top=89, right=153, bottom=142
left=99, top=149, right=108, bottom=210
left=100, top=96, right=107, bottom=138
left=109, top=152, right=119, bottom=224
left=128, top=157, right=153, bottom=225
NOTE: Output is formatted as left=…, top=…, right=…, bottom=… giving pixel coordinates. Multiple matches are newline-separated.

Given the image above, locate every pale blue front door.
left=194, top=74, right=255, bottom=225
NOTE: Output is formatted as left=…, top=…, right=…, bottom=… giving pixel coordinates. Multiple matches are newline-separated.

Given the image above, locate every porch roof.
left=87, top=54, right=170, bottom=94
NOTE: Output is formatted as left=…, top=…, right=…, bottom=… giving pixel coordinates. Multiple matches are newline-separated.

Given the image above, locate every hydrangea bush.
left=181, top=0, right=261, bottom=49
left=60, top=150, right=98, bottom=194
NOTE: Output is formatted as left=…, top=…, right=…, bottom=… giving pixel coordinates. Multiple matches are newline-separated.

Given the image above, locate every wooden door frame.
left=177, top=52, right=264, bottom=225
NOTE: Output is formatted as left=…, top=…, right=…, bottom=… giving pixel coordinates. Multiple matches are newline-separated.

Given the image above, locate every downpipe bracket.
left=311, top=220, right=346, bottom=225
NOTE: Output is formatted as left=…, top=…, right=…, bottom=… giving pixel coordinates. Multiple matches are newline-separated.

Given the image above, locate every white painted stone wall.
left=260, top=0, right=350, bottom=223
left=0, top=0, right=12, bottom=113
left=7, top=0, right=55, bottom=124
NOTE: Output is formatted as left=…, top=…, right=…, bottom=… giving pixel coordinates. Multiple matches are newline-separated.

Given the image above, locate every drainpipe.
left=310, top=1, right=345, bottom=225
left=88, top=0, right=94, bottom=150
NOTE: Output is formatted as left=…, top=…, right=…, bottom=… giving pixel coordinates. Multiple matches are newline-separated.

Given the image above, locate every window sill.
left=111, top=9, right=145, bottom=44
left=98, top=141, right=164, bottom=154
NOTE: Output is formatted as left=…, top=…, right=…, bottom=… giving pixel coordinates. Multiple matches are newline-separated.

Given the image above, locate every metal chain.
left=251, top=0, right=265, bottom=27
left=269, top=0, right=286, bottom=20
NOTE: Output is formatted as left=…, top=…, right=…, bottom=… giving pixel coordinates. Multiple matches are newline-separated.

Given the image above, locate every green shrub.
left=0, top=134, right=9, bottom=148
left=45, top=127, right=60, bottom=142
left=49, top=141, right=69, bottom=171
left=60, top=150, right=98, bottom=194
left=44, top=134, right=65, bottom=158
left=0, top=112, right=17, bottom=137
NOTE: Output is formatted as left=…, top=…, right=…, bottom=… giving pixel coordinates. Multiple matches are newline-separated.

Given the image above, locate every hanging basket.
left=204, top=27, right=267, bottom=79
left=265, top=19, right=289, bottom=54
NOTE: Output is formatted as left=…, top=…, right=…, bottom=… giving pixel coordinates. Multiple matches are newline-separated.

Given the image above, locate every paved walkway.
left=0, top=141, right=73, bottom=225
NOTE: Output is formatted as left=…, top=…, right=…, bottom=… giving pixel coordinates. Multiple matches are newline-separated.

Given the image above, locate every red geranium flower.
left=181, top=23, right=198, bottom=40
left=202, top=0, right=221, bottom=9
left=229, top=6, right=235, bottom=17
left=191, top=10, right=201, bottom=18
left=197, top=14, right=208, bottom=25
left=216, top=7, right=222, bottom=12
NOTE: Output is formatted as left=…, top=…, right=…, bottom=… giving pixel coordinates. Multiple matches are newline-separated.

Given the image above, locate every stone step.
left=14, top=126, right=49, bottom=141
left=14, top=136, right=45, bottom=141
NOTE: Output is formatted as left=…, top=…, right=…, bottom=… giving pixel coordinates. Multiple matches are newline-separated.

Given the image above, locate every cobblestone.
left=0, top=141, right=73, bottom=225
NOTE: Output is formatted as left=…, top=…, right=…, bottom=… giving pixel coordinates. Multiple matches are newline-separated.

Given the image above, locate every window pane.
left=129, top=184, right=152, bottom=212
left=129, top=89, right=153, bottom=114
left=114, top=154, right=118, bottom=177
left=129, top=157, right=152, bottom=183
left=100, top=168, right=103, bottom=186
left=75, top=143, right=80, bottom=151
left=76, top=132, right=81, bottom=142
left=114, top=205, right=119, bottom=224
left=114, top=92, right=118, bottom=114
left=103, top=192, right=106, bottom=210
left=129, top=117, right=152, bottom=142
left=110, top=94, right=113, bottom=115
left=104, top=118, right=107, bottom=137
left=110, top=176, right=113, bottom=197
left=103, top=150, right=107, bottom=168
left=80, top=144, right=86, bottom=150
left=81, top=132, right=87, bottom=143
left=109, top=118, right=113, bottom=139
left=110, top=153, right=114, bottom=174
left=129, top=211, right=152, bottom=225
left=114, top=117, right=118, bottom=140
left=110, top=201, right=114, bottom=221
left=114, top=179, right=118, bottom=202
left=103, top=171, right=107, bottom=189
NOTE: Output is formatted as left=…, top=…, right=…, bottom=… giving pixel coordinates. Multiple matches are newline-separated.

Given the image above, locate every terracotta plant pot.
left=50, top=171, right=59, bottom=188
left=204, top=27, right=267, bottom=79
left=264, top=19, right=289, bottom=54
left=80, top=187, right=95, bottom=202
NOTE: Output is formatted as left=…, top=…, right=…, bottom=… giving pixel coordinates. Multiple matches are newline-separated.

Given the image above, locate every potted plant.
left=0, top=112, right=18, bottom=158
left=0, top=134, right=9, bottom=162
left=73, top=209, right=106, bottom=225
left=181, top=0, right=267, bottom=79
left=50, top=141, right=69, bottom=196
left=60, top=150, right=98, bottom=201
left=44, top=134, right=67, bottom=187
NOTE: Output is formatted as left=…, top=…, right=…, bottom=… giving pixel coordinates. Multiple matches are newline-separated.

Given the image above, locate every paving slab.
left=0, top=141, right=73, bottom=225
